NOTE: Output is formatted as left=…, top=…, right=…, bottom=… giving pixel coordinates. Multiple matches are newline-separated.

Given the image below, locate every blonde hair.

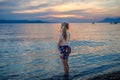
left=61, top=22, right=69, bottom=41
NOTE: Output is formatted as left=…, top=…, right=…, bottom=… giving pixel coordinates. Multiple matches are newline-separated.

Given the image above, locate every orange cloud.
left=12, top=0, right=120, bottom=20
left=37, top=14, right=84, bottom=18
left=13, top=1, right=108, bottom=14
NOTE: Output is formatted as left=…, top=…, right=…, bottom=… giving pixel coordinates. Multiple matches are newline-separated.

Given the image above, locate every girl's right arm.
left=57, top=39, right=61, bottom=49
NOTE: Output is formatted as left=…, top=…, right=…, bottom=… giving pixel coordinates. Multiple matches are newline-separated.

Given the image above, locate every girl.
left=57, top=22, right=71, bottom=76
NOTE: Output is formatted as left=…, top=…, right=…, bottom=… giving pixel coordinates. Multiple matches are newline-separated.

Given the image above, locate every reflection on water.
left=0, top=23, right=120, bottom=80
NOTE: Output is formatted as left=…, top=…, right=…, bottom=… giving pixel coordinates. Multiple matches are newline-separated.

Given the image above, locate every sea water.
left=0, top=23, right=120, bottom=80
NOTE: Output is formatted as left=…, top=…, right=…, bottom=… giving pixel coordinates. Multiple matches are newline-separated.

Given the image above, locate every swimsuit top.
left=59, top=31, right=70, bottom=46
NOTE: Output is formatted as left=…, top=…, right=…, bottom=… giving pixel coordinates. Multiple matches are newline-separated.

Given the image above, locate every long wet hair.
left=61, top=22, right=69, bottom=41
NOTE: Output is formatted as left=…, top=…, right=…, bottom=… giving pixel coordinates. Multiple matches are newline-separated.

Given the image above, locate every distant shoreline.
left=0, top=20, right=55, bottom=23
left=0, top=18, right=120, bottom=23
left=0, top=22, right=119, bottom=24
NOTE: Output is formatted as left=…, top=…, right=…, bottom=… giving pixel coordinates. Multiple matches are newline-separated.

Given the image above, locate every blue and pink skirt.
left=59, top=45, right=71, bottom=59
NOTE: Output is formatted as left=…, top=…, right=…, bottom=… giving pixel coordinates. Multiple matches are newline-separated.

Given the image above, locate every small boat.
left=114, top=22, right=118, bottom=24
left=92, top=22, right=95, bottom=24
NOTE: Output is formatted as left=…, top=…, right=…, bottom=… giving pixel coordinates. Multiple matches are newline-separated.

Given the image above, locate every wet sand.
left=88, top=71, right=120, bottom=80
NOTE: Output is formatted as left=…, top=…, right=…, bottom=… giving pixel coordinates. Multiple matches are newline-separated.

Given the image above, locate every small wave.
left=70, top=40, right=106, bottom=47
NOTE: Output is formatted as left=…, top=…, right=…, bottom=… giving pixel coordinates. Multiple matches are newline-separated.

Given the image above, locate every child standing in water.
left=57, top=22, right=71, bottom=76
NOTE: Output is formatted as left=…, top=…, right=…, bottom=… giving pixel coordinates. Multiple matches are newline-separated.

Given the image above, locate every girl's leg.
left=65, top=59, right=69, bottom=74
left=62, top=59, right=68, bottom=75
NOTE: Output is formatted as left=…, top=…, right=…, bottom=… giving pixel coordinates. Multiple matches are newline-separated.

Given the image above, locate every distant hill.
left=1, top=18, right=120, bottom=23
left=100, top=17, right=120, bottom=23
left=0, top=20, right=50, bottom=23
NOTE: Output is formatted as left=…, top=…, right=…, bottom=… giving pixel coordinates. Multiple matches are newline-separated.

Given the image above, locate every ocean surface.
left=0, top=23, right=120, bottom=80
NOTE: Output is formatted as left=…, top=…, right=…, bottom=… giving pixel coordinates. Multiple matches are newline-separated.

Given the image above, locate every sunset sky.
left=0, top=0, right=120, bottom=22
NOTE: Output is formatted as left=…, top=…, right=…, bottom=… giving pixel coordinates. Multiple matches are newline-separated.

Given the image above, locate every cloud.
left=0, top=0, right=120, bottom=21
